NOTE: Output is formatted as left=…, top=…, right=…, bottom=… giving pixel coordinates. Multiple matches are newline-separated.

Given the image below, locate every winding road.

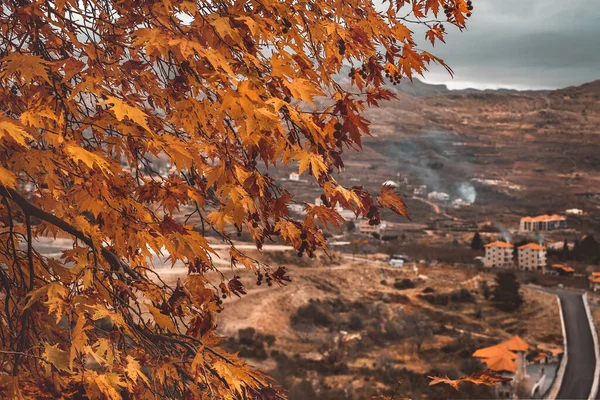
left=537, top=288, right=599, bottom=400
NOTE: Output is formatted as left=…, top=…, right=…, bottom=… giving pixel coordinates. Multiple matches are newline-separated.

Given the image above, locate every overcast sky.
left=409, top=0, right=600, bottom=90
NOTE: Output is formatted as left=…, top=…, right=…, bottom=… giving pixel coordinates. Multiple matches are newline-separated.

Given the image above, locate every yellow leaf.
left=213, top=360, right=248, bottom=396
left=98, top=96, right=151, bottom=132
left=65, top=143, right=110, bottom=170
left=0, top=53, right=51, bottom=83
left=0, top=117, right=33, bottom=147
left=45, top=282, right=68, bottom=320
left=70, top=314, right=90, bottom=370
left=146, top=303, right=176, bottom=332
left=284, top=78, right=324, bottom=106
left=23, top=282, right=60, bottom=310
left=0, top=166, right=16, bottom=188
left=125, top=355, right=150, bottom=385
left=43, top=343, right=71, bottom=373
left=93, top=372, right=127, bottom=400
left=274, top=220, right=301, bottom=246
left=206, top=210, right=232, bottom=232
left=90, top=305, right=128, bottom=330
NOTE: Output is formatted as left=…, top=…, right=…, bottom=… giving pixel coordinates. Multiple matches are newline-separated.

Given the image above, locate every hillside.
left=290, top=79, right=600, bottom=237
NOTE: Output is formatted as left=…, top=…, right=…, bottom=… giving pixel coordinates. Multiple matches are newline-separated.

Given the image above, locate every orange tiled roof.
left=473, top=336, right=528, bottom=374
left=552, top=264, right=575, bottom=273
left=519, top=243, right=546, bottom=251
left=503, top=335, right=529, bottom=352
left=589, top=276, right=600, bottom=283
left=483, top=354, right=518, bottom=373
left=485, top=241, right=513, bottom=248
left=521, top=214, right=565, bottom=222
left=592, top=272, right=600, bottom=277
left=473, top=344, right=518, bottom=359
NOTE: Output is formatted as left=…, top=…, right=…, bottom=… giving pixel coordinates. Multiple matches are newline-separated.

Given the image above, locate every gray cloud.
left=408, top=0, right=600, bottom=90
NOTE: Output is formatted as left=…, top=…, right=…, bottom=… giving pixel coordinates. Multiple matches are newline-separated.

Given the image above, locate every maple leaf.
left=65, top=143, right=110, bottom=170
left=0, top=117, right=33, bottom=147
left=146, top=302, right=176, bottom=332
left=227, top=276, right=247, bottom=297
left=43, top=343, right=71, bottom=373
left=98, top=96, right=152, bottom=132
left=377, top=185, right=411, bottom=220
left=428, top=370, right=512, bottom=390
left=0, top=166, right=16, bottom=188
left=125, top=355, right=150, bottom=385
left=0, top=53, right=51, bottom=83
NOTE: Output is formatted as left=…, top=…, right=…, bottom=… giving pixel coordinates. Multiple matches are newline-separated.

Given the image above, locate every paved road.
left=554, top=291, right=597, bottom=399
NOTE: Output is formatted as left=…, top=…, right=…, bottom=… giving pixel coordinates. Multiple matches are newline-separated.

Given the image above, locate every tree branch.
left=0, top=185, right=141, bottom=281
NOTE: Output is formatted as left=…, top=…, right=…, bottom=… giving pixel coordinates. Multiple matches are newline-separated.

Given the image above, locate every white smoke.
left=457, top=182, right=477, bottom=203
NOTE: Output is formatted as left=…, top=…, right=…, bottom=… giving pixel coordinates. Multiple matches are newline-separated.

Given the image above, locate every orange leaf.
left=377, top=185, right=410, bottom=220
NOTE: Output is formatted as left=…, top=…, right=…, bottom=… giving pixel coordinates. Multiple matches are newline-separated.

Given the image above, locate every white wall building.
left=518, top=243, right=547, bottom=272
left=357, top=219, right=387, bottom=235
left=565, top=208, right=583, bottom=215
left=484, top=241, right=514, bottom=268
left=427, top=191, right=450, bottom=202
left=289, top=172, right=300, bottom=181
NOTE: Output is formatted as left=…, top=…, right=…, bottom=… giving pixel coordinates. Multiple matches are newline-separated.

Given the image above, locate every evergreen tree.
left=491, top=272, right=524, bottom=312
left=471, top=232, right=485, bottom=250
left=560, top=239, right=570, bottom=260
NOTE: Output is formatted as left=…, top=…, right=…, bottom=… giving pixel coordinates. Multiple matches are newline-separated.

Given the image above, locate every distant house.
left=289, top=172, right=300, bottom=181
left=565, top=208, right=583, bottom=215
left=357, top=219, right=387, bottom=236
left=413, top=185, right=427, bottom=196
left=518, top=243, right=547, bottom=273
left=547, top=264, right=575, bottom=277
left=484, top=241, right=514, bottom=268
left=589, top=272, right=600, bottom=292
left=427, top=191, right=450, bottom=202
left=287, top=204, right=306, bottom=215
left=452, top=198, right=472, bottom=209
left=472, top=336, right=529, bottom=399
left=519, top=214, right=566, bottom=232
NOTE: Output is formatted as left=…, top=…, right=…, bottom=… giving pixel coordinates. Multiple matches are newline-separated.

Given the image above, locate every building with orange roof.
left=518, top=243, right=547, bottom=273
left=520, top=214, right=566, bottom=232
left=548, top=264, right=575, bottom=277
left=589, top=273, right=600, bottom=292
left=472, top=336, right=530, bottom=398
left=484, top=241, right=514, bottom=268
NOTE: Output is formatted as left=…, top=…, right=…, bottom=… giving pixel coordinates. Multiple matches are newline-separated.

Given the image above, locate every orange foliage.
left=0, top=0, right=474, bottom=398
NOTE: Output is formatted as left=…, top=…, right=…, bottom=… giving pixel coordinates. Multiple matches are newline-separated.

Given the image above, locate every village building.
left=518, top=243, right=547, bottom=272
left=427, top=191, right=450, bottom=202
left=413, top=185, right=427, bottom=196
left=472, top=336, right=529, bottom=399
left=547, top=264, right=575, bottom=277
left=288, top=172, right=300, bottom=181
left=589, top=272, right=600, bottom=292
left=519, top=214, right=566, bottom=232
left=484, top=241, right=514, bottom=268
left=565, top=208, right=583, bottom=215
left=381, top=180, right=399, bottom=188
left=356, top=219, right=387, bottom=236
left=287, top=204, right=306, bottom=215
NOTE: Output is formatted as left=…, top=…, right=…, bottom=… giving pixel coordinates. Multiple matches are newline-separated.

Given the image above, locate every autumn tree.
left=0, top=0, right=473, bottom=398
